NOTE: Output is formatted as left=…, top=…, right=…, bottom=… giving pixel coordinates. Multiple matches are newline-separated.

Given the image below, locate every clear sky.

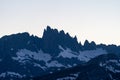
left=0, top=0, right=120, bottom=45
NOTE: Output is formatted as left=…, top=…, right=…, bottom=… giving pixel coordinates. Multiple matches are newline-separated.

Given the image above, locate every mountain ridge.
left=0, top=26, right=120, bottom=54
left=0, top=26, right=120, bottom=80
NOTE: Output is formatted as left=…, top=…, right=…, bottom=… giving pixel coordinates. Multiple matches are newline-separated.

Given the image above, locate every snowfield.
left=78, top=48, right=107, bottom=62
left=12, top=49, right=51, bottom=64
left=0, top=72, right=24, bottom=78
left=58, top=46, right=107, bottom=62
left=12, top=46, right=107, bottom=70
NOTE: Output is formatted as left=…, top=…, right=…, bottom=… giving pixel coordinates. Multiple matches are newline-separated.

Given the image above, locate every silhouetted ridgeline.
left=0, top=26, right=120, bottom=55
left=0, top=26, right=120, bottom=80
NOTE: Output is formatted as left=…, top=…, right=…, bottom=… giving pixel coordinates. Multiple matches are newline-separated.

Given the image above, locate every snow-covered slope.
left=12, top=49, right=65, bottom=70
left=58, top=46, right=107, bottom=62
left=11, top=46, right=107, bottom=71
left=78, top=48, right=107, bottom=62
left=0, top=72, right=24, bottom=78
left=12, top=49, right=52, bottom=64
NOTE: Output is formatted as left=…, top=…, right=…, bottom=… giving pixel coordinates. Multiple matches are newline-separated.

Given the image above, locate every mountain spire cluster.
left=0, top=26, right=120, bottom=80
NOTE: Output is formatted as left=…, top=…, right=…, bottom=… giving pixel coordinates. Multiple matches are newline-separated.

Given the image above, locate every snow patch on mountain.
left=106, top=66, right=120, bottom=73
left=58, top=46, right=107, bottom=62
left=0, top=72, right=24, bottom=78
left=46, top=61, right=65, bottom=67
left=57, top=76, right=76, bottom=80
left=33, top=63, right=46, bottom=70
left=106, top=60, right=120, bottom=66
left=57, top=72, right=79, bottom=80
left=12, top=49, right=51, bottom=64
left=100, top=59, right=120, bottom=73
left=10, top=48, right=14, bottom=51
left=12, top=46, right=107, bottom=72
left=12, top=49, right=65, bottom=68
left=78, top=48, right=107, bottom=62
left=58, top=46, right=77, bottom=58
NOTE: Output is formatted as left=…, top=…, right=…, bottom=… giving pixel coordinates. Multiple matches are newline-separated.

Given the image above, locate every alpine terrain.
left=0, top=26, right=120, bottom=80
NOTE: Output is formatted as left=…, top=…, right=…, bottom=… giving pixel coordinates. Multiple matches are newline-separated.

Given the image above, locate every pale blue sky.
left=0, top=0, right=120, bottom=45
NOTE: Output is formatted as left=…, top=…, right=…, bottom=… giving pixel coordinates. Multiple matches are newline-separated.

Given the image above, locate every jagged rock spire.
left=41, top=26, right=82, bottom=54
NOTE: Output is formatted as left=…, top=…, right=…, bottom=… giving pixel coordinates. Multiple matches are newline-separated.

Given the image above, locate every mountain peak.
left=60, top=30, right=65, bottom=35
left=84, top=40, right=89, bottom=45
left=41, top=26, right=82, bottom=54
left=74, top=36, right=78, bottom=42
left=83, top=40, right=97, bottom=50
left=46, top=25, right=52, bottom=31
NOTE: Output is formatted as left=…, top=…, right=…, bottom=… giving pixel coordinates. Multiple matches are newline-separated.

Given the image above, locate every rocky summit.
left=0, top=26, right=120, bottom=80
